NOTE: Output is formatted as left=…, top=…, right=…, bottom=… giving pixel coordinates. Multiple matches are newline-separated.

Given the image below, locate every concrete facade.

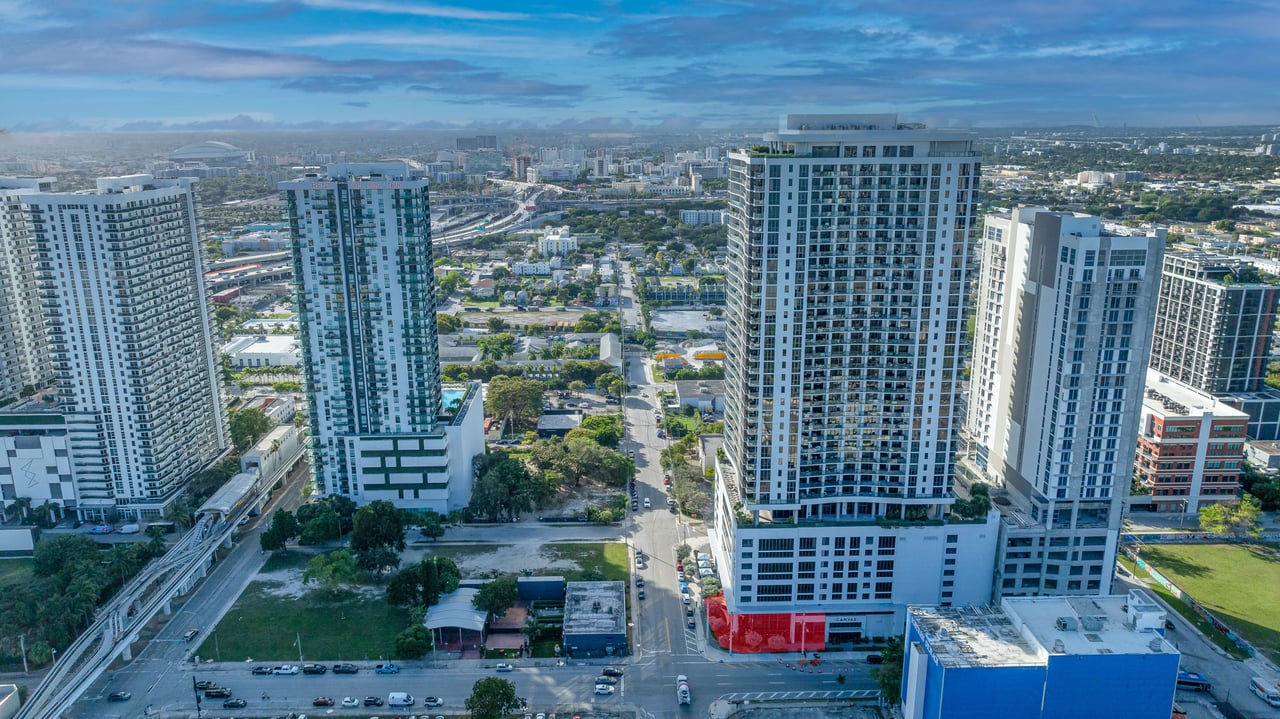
left=711, top=114, right=997, bottom=638
left=25, top=175, right=230, bottom=520
left=967, top=208, right=1163, bottom=598
left=283, top=163, right=480, bottom=510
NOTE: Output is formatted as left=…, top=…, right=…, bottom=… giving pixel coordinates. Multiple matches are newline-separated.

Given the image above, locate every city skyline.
left=3, top=0, right=1280, bottom=133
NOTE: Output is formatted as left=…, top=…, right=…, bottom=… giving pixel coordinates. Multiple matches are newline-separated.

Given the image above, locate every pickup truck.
left=374, top=663, right=399, bottom=675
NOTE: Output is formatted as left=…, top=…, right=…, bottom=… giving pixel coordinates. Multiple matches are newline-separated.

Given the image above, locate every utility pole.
left=19, top=635, right=28, bottom=673
left=296, top=632, right=303, bottom=664
left=193, top=675, right=203, bottom=719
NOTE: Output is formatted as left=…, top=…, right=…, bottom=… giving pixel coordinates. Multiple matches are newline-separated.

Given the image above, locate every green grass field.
left=198, top=580, right=409, bottom=663
left=540, top=542, right=629, bottom=582
left=1137, top=543, right=1280, bottom=662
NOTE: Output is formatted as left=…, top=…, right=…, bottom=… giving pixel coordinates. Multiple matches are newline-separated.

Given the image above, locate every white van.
left=1250, top=677, right=1280, bottom=707
left=388, top=692, right=416, bottom=707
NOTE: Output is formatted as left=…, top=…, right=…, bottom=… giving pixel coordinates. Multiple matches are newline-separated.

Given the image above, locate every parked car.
left=637, top=589, right=645, bottom=600
left=251, top=666, right=274, bottom=675
left=302, top=663, right=327, bottom=674
left=363, top=696, right=385, bottom=706
left=423, top=696, right=445, bottom=707
left=194, top=680, right=217, bottom=690
left=118, top=523, right=141, bottom=534
left=687, top=619, right=696, bottom=629
left=341, top=697, right=360, bottom=707
left=273, top=664, right=300, bottom=675
left=107, top=691, right=131, bottom=702
left=332, top=663, right=359, bottom=674
left=374, top=663, right=399, bottom=674
left=313, top=697, right=336, bottom=707
left=602, top=666, right=624, bottom=677
left=89, top=524, right=113, bottom=535
left=595, top=676, right=618, bottom=685
left=223, top=698, right=248, bottom=709
left=495, top=663, right=515, bottom=672
left=866, top=654, right=884, bottom=665
left=204, top=687, right=232, bottom=699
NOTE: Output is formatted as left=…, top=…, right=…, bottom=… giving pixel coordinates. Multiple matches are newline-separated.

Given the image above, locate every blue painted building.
left=902, top=590, right=1180, bottom=719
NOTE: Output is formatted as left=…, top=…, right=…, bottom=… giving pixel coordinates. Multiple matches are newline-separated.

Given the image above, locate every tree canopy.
left=472, top=577, right=519, bottom=617
left=303, top=549, right=362, bottom=594
left=466, top=678, right=523, bottom=719
left=229, top=408, right=274, bottom=451
left=485, top=376, right=546, bottom=428
left=386, top=556, right=462, bottom=607
left=1199, top=494, right=1262, bottom=538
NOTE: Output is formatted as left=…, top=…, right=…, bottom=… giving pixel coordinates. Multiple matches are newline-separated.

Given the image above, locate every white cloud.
left=285, top=30, right=587, bottom=58
left=286, top=0, right=532, bottom=21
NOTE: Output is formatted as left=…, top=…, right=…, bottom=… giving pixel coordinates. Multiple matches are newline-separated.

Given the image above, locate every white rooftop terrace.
left=1144, top=369, right=1249, bottom=420
left=1003, top=591, right=1176, bottom=659
left=910, top=590, right=1175, bottom=669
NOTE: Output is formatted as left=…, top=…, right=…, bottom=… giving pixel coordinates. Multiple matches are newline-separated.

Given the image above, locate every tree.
left=33, top=535, right=99, bottom=578
left=871, top=635, right=905, bottom=705
left=303, top=549, right=362, bottom=594
left=259, top=509, right=299, bottom=551
left=386, top=556, right=461, bottom=607
left=486, top=317, right=510, bottom=333
left=438, top=270, right=470, bottom=295
left=228, top=408, right=274, bottom=451
left=952, top=483, right=993, bottom=519
left=466, top=677, right=522, bottom=719
left=681, top=257, right=697, bottom=274
left=351, top=500, right=406, bottom=554
left=298, top=505, right=342, bottom=545
left=567, top=380, right=587, bottom=395
left=356, top=546, right=402, bottom=577
left=394, top=624, right=433, bottom=659
left=485, top=376, right=546, bottom=428
left=419, top=511, right=446, bottom=541
left=477, top=333, right=517, bottom=360
left=468, top=457, right=542, bottom=522
left=1199, top=494, right=1263, bottom=538
left=438, top=312, right=462, bottom=334
left=472, top=577, right=519, bottom=617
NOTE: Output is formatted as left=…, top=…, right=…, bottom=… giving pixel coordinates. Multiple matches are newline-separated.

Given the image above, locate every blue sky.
left=2, top=0, right=1278, bottom=131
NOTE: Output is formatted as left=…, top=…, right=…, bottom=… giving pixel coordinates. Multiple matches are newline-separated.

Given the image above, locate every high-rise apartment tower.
left=710, top=115, right=999, bottom=646
left=282, top=163, right=482, bottom=511
left=1149, top=251, right=1278, bottom=394
left=0, top=177, right=55, bottom=402
left=966, top=208, right=1163, bottom=597
left=24, top=175, right=229, bottom=519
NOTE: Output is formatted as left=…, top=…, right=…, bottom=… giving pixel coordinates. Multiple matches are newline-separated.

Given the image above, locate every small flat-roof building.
left=562, top=581, right=627, bottom=656
left=902, top=590, right=1179, bottom=719
left=537, top=412, right=582, bottom=438
left=222, top=335, right=301, bottom=368
left=675, top=379, right=725, bottom=412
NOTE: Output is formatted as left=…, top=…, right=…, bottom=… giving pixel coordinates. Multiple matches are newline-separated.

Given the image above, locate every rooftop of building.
left=1163, top=250, right=1280, bottom=285
left=909, top=604, right=1041, bottom=669
left=1143, top=370, right=1249, bottom=421
left=910, top=591, right=1175, bottom=669
left=562, top=581, right=627, bottom=636
left=675, top=379, right=726, bottom=396
left=1004, top=592, right=1175, bottom=659
left=222, top=335, right=299, bottom=356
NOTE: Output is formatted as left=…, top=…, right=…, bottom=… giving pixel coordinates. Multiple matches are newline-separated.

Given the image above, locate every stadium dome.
left=168, top=141, right=251, bottom=164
